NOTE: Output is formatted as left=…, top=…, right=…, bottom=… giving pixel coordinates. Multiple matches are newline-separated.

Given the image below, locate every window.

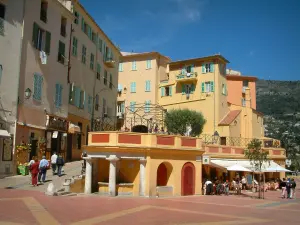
left=0, top=3, right=5, bottom=36
left=33, top=73, right=43, bottom=101
left=55, top=83, right=63, bottom=108
left=130, top=82, right=136, bottom=93
left=104, top=70, right=107, bottom=85
left=243, top=80, right=249, bottom=87
left=98, top=38, right=102, bottom=52
left=58, top=41, right=65, bottom=64
left=144, top=100, right=151, bottom=113
left=118, top=84, right=123, bottom=92
left=109, top=74, right=113, bottom=89
left=81, top=45, right=86, bottom=64
left=145, top=80, right=151, bottom=92
left=242, top=98, right=246, bottom=107
left=32, top=23, right=51, bottom=54
left=95, top=94, right=99, bottom=111
left=146, top=60, right=151, bottom=69
left=79, top=90, right=85, bottom=109
left=72, top=36, right=78, bottom=56
left=74, top=11, right=79, bottom=24
left=119, top=62, right=123, bottom=72
left=181, top=84, right=195, bottom=95
left=90, top=53, right=94, bottom=70
left=132, top=61, right=137, bottom=70
left=202, top=81, right=214, bottom=93
left=117, top=102, right=125, bottom=113
left=186, top=65, right=194, bottom=73
left=165, top=86, right=172, bottom=96
left=130, top=102, right=136, bottom=112
left=74, top=86, right=81, bottom=107
left=87, top=95, right=92, bottom=113
left=92, top=31, right=96, bottom=43
left=96, top=63, right=101, bottom=80
left=40, top=1, right=48, bottom=23
left=202, top=63, right=214, bottom=73
left=60, top=17, right=67, bottom=37
left=222, top=84, right=227, bottom=95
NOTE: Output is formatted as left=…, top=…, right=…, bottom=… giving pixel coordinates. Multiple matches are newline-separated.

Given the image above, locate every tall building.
left=67, top=0, right=120, bottom=160
left=0, top=0, right=24, bottom=177
left=117, top=52, right=170, bottom=130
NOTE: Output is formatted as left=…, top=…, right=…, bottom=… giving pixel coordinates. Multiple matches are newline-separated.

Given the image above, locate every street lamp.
left=24, top=88, right=32, bottom=99
left=213, top=131, right=219, bottom=144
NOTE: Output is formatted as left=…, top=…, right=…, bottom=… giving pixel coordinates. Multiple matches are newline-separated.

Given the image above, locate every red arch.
left=157, top=163, right=168, bottom=186
left=181, top=162, right=195, bottom=196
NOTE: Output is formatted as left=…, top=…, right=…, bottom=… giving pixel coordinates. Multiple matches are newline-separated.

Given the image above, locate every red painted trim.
left=181, top=162, right=195, bottom=196
left=208, top=147, right=219, bottom=153
left=222, top=147, right=231, bottom=154
left=273, top=150, right=281, bottom=155
left=118, top=134, right=141, bottom=144
left=181, top=138, right=196, bottom=147
left=235, top=148, right=244, bottom=154
left=92, top=134, right=110, bottom=143
left=157, top=136, right=174, bottom=146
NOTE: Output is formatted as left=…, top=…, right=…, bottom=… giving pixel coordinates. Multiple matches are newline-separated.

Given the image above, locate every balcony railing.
left=104, top=57, right=115, bottom=68
left=0, top=18, right=4, bottom=36
left=176, top=72, right=198, bottom=82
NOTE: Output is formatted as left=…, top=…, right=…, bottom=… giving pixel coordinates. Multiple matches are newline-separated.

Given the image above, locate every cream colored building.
left=117, top=52, right=170, bottom=130
left=67, top=0, right=120, bottom=160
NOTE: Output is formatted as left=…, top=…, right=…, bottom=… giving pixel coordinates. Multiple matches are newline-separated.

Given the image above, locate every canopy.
left=0, top=129, right=10, bottom=138
left=68, top=123, right=81, bottom=134
left=264, top=165, right=292, bottom=172
left=211, top=159, right=287, bottom=173
left=226, top=164, right=251, bottom=172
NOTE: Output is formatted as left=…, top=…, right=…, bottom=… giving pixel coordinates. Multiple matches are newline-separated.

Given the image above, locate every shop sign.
left=202, top=155, right=210, bottom=164
left=46, top=115, right=68, bottom=132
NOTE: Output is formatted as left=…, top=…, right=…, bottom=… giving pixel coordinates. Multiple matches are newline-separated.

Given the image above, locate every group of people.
left=280, top=178, right=297, bottom=199
left=28, top=152, right=65, bottom=187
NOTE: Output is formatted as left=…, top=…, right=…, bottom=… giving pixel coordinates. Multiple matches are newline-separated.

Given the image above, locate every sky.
left=80, top=0, right=300, bottom=81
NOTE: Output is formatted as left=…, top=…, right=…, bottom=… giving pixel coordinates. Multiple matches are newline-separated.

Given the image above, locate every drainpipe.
left=13, top=0, right=26, bottom=174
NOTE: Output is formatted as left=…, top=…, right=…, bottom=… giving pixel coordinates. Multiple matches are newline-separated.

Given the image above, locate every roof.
left=219, top=110, right=241, bottom=126
left=121, top=51, right=171, bottom=61
left=226, top=75, right=258, bottom=81
left=169, top=54, right=230, bottom=65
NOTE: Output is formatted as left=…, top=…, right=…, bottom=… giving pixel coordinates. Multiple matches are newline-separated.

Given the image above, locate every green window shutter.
left=133, top=82, right=136, bottom=92
left=191, top=64, right=194, bottom=73
left=210, top=63, right=214, bottom=73
left=81, top=17, right=85, bottom=31
left=119, top=63, right=123, bottom=72
left=201, top=82, right=205, bottom=92
left=211, top=81, right=215, bottom=92
left=181, top=67, right=186, bottom=75
left=75, top=87, right=80, bottom=107
left=148, top=81, right=151, bottom=91
left=33, top=74, right=38, bottom=100
left=191, top=84, right=195, bottom=93
left=169, top=86, right=172, bottom=96
left=33, top=75, right=43, bottom=101
left=161, top=87, right=165, bottom=96
left=181, top=84, right=186, bottom=94
left=32, top=22, right=39, bottom=48
left=202, top=64, right=205, bottom=73
left=45, top=31, right=51, bottom=55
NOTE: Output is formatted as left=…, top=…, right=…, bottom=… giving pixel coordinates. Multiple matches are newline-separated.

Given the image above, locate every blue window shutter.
left=169, top=86, right=172, bottom=96
left=130, top=82, right=133, bottom=92
left=121, top=102, right=125, bottom=113
left=37, top=75, right=43, bottom=101
left=181, top=84, right=186, bottom=94
left=202, top=64, right=205, bottom=73
left=134, top=82, right=136, bottom=92
left=211, top=81, right=215, bottom=92
left=33, top=74, right=38, bottom=100
left=148, top=81, right=151, bottom=91
left=181, top=67, right=186, bottom=75
left=201, top=82, right=205, bottom=92
left=75, top=87, right=81, bottom=107
left=191, top=64, right=194, bottom=73
left=119, top=63, right=123, bottom=72
left=161, top=87, right=165, bottom=97
left=191, top=84, right=195, bottom=93
left=210, top=63, right=214, bottom=73
left=55, top=83, right=59, bottom=107
left=133, top=102, right=136, bottom=111
left=145, top=81, right=147, bottom=91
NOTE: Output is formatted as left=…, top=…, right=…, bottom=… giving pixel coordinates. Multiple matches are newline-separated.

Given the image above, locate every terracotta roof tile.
left=219, top=110, right=241, bottom=126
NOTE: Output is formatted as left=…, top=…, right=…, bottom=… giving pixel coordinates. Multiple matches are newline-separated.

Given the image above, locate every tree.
left=244, top=139, right=270, bottom=199
left=164, top=109, right=206, bottom=137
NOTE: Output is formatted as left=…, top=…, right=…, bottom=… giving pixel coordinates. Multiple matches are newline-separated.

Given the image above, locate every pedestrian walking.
left=51, top=152, right=58, bottom=175
left=56, top=154, right=65, bottom=177
left=224, top=180, right=230, bottom=196
left=280, top=178, right=287, bottom=198
left=286, top=178, right=292, bottom=199
left=29, top=157, right=39, bottom=187
left=38, top=156, right=49, bottom=183
left=291, top=178, right=296, bottom=199
left=28, top=156, right=35, bottom=184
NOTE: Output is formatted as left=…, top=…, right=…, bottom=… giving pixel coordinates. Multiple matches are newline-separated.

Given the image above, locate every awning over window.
left=0, top=129, right=10, bottom=138
left=68, top=123, right=81, bottom=134
left=210, top=159, right=287, bottom=172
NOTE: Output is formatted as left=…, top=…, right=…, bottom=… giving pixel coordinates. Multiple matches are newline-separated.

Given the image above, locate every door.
left=181, top=162, right=195, bottom=196
left=29, top=140, right=38, bottom=159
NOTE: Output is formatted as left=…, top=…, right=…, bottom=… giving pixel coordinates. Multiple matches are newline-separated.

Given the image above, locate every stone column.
left=84, top=158, right=92, bottom=194
left=139, top=158, right=147, bottom=196
left=108, top=156, right=119, bottom=196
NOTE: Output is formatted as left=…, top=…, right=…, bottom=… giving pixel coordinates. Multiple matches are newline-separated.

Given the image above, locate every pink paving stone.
left=98, top=207, right=239, bottom=225
left=0, top=199, right=37, bottom=224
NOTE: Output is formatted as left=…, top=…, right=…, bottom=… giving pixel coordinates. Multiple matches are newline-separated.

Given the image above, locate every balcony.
left=176, top=72, right=198, bottom=83
left=104, top=57, right=115, bottom=68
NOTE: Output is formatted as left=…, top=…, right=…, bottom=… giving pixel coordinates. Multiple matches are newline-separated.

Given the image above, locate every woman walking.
left=29, top=157, right=39, bottom=187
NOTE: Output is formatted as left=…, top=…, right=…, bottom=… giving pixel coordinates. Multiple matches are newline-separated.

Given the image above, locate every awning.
left=0, top=129, right=11, bottom=138
left=210, top=159, right=287, bottom=173
left=264, top=165, right=292, bottom=172
left=68, top=123, right=81, bottom=134
left=227, top=164, right=251, bottom=172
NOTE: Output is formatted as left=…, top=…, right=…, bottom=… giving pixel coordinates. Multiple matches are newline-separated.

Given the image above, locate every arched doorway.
left=181, top=162, right=195, bottom=196
left=132, top=125, right=148, bottom=133
left=157, top=163, right=168, bottom=186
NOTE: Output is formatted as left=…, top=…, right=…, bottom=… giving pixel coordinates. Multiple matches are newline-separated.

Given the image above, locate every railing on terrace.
left=176, top=72, right=198, bottom=80
left=200, top=134, right=281, bottom=148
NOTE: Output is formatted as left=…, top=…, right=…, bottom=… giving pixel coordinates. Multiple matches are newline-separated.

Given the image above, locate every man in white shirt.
left=241, top=176, right=247, bottom=190
left=51, top=152, right=58, bottom=175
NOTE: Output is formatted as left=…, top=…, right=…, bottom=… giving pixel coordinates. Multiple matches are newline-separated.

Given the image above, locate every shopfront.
left=45, top=115, right=68, bottom=160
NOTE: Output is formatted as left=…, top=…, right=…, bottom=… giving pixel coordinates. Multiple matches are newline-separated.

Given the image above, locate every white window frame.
left=205, top=82, right=211, bottom=93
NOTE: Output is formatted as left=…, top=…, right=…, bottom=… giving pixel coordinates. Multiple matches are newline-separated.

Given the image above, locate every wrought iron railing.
left=176, top=72, right=198, bottom=80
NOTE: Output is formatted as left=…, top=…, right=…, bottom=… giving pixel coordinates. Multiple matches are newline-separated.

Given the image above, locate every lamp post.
left=213, top=131, right=219, bottom=144
left=18, top=88, right=32, bottom=104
